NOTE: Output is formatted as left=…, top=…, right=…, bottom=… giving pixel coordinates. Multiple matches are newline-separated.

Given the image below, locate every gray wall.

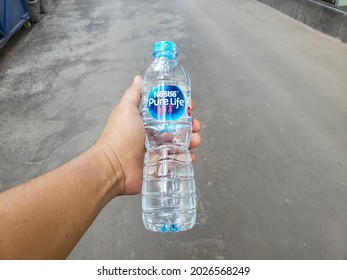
left=257, top=0, right=347, bottom=43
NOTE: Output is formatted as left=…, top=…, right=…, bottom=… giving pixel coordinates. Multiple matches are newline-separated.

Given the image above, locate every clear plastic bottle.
left=141, top=41, right=196, bottom=233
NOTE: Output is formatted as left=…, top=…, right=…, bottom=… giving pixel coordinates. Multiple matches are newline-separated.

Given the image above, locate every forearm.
left=0, top=145, right=124, bottom=259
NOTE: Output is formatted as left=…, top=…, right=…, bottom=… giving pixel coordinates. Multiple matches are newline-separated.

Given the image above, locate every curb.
left=257, top=0, right=347, bottom=43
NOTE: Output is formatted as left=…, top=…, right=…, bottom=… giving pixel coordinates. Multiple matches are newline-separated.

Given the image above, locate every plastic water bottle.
left=141, top=41, right=196, bottom=233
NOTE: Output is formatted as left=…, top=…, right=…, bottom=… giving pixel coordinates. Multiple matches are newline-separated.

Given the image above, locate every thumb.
left=133, top=75, right=142, bottom=87
left=120, top=75, right=142, bottom=108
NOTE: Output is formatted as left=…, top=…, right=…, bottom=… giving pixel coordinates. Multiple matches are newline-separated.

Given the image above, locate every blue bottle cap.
left=153, top=41, right=178, bottom=59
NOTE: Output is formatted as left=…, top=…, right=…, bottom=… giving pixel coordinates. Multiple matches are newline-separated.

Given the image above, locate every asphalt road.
left=1, top=0, right=347, bottom=259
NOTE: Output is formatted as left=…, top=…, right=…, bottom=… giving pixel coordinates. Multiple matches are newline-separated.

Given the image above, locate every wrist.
left=88, top=142, right=125, bottom=200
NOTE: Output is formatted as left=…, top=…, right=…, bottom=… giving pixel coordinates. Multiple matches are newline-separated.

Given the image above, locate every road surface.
left=0, top=0, right=347, bottom=259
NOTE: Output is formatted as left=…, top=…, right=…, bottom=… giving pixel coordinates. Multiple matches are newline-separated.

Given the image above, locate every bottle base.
left=142, top=211, right=196, bottom=233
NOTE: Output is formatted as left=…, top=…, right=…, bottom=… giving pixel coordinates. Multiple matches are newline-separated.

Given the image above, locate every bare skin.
left=0, top=76, right=201, bottom=259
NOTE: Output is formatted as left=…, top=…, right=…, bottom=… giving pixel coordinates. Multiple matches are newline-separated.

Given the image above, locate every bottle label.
left=148, top=85, right=186, bottom=121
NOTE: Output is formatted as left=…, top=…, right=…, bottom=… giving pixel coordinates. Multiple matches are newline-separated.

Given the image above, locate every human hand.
left=96, top=76, right=201, bottom=197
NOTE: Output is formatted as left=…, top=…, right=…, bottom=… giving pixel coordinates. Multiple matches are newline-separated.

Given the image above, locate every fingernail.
left=133, top=75, right=142, bottom=84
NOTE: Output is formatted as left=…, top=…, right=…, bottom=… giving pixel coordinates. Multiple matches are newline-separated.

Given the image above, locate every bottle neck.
left=153, top=52, right=177, bottom=61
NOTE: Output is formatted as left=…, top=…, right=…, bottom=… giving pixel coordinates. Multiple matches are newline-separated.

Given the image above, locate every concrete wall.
left=257, top=0, right=347, bottom=43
